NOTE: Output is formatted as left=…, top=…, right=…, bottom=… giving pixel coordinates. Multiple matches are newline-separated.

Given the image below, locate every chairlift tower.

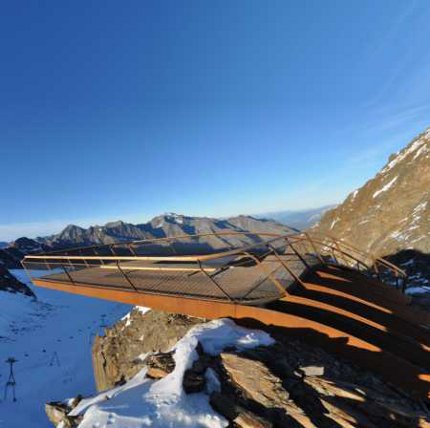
left=4, top=357, right=18, bottom=402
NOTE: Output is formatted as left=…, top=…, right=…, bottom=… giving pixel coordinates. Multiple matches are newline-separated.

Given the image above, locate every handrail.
left=300, top=232, right=406, bottom=278
left=37, top=231, right=290, bottom=256
left=24, top=235, right=285, bottom=262
left=22, top=231, right=408, bottom=295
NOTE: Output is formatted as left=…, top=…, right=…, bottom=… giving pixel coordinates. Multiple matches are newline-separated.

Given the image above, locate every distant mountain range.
left=257, top=205, right=336, bottom=230
left=0, top=214, right=294, bottom=270
left=38, top=214, right=294, bottom=249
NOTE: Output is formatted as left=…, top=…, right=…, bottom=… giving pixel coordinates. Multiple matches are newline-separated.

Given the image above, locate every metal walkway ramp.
left=22, top=232, right=430, bottom=400
left=21, top=232, right=407, bottom=305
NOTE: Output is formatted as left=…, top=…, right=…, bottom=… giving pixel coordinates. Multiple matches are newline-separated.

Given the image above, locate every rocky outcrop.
left=92, top=308, right=205, bottom=391
left=0, top=246, right=25, bottom=269
left=145, top=351, right=176, bottom=379
left=0, top=266, right=34, bottom=297
left=64, top=316, right=430, bottom=427
left=45, top=397, right=82, bottom=428
left=211, top=342, right=430, bottom=427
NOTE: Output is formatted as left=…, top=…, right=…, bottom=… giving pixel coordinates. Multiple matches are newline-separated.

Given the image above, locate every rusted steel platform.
left=22, top=232, right=430, bottom=400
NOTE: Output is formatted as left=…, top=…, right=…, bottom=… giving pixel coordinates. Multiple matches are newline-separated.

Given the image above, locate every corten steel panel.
left=292, top=279, right=430, bottom=350
left=313, top=268, right=430, bottom=326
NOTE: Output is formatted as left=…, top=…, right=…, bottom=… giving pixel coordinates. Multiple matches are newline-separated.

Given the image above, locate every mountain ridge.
left=313, top=127, right=430, bottom=290
left=38, top=213, right=294, bottom=249
left=314, top=127, right=430, bottom=256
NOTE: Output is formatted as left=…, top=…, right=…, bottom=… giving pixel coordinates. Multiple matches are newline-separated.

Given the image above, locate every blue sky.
left=1, top=1, right=430, bottom=240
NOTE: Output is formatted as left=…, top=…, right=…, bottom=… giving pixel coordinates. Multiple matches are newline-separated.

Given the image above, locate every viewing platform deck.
left=22, top=232, right=430, bottom=400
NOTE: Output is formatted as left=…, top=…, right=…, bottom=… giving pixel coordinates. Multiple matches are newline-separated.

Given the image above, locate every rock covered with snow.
left=92, top=308, right=206, bottom=391
left=56, top=318, right=430, bottom=428
left=314, top=127, right=430, bottom=287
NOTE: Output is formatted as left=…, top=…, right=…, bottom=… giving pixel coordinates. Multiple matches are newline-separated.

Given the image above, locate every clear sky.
left=1, top=1, right=430, bottom=240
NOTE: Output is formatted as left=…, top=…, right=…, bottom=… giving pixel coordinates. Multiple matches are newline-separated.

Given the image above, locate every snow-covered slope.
left=0, top=270, right=130, bottom=428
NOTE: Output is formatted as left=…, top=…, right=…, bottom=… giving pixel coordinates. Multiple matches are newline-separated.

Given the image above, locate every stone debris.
left=145, top=351, right=175, bottom=379
left=48, top=311, right=430, bottom=427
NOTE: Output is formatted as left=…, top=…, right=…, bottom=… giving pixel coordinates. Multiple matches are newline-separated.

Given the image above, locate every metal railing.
left=22, top=231, right=408, bottom=304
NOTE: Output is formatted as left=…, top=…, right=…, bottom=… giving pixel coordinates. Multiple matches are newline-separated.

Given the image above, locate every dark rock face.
left=0, top=266, right=34, bottom=297
left=0, top=247, right=25, bottom=269
left=11, top=237, right=49, bottom=254
left=92, top=308, right=205, bottom=391
left=145, top=352, right=175, bottom=379
left=314, top=128, right=430, bottom=259
left=0, top=237, right=48, bottom=268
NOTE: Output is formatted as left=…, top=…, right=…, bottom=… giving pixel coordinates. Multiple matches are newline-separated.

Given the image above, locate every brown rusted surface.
left=311, top=267, right=430, bottom=326
left=292, top=278, right=430, bottom=352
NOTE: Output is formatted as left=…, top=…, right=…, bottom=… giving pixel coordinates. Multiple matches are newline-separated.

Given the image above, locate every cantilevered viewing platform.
left=22, top=232, right=430, bottom=400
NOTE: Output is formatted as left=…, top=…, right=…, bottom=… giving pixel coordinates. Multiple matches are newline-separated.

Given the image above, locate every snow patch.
left=121, top=306, right=150, bottom=327
left=330, top=217, right=339, bottom=230
left=372, top=176, right=398, bottom=198
left=406, top=286, right=430, bottom=296
left=349, top=189, right=358, bottom=202
left=382, top=133, right=428, bottom=173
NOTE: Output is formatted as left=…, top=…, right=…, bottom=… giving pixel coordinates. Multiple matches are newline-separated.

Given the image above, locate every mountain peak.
left=104, top=220, right=126, bottom=228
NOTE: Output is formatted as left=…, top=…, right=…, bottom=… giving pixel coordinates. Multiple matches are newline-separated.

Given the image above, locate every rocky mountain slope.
left=314, top=128, right=430, bottom=282
left=0, top=237, right=48, bottom=295
left=49, top=309, right=430, bottom=427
